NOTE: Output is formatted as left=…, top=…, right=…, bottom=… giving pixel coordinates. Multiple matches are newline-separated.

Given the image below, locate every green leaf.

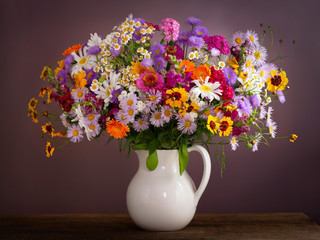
left=178, top=138, right=189, bottom=175
left=146, top=149, right=158, bottom=171
left=132, top=143, right=148, bottom=150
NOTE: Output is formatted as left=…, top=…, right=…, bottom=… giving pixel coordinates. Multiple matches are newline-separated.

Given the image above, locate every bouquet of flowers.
left=28, top=16, right=297, bottom=175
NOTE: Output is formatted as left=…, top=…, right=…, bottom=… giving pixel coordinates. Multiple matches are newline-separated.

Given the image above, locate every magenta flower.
left=136, top=71, right=164, bottom=92
left=159, top=18, right=180, bottom=42
left=204, top=35, right=230, bottom=55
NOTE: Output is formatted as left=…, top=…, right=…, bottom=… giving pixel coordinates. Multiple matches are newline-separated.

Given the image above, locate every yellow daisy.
left=266, top=70, right=288, bottom=93
left=46, top=142, right=54, bottom=157
left=207, top=115, right=220, bottom=135
left=40, top=66, right=50, bottom=80
left=28, top=98, right=38, bottom=111
left=218, top=117, right=233, bottom=137
left=42, top=122, right=55, bottom=137
left=165, top=88, right=188, bottom=108
left=179, top=102, right=200, bottom=117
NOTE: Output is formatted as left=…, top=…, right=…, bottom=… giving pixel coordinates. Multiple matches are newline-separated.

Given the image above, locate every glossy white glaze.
left=126, top=145, right=211, bottom=231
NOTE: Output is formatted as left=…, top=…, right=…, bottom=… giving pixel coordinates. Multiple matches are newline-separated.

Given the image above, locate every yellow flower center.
left=232, top=137, right=236, bottom=144
left=260, top=70, right=264, bottom=77
left=254, top=51, right=261, bottom=59
left=246, top=60, right=252, bottom=67
left=87, top=72, right=93, bottom=79
left=150, top=95, right=157, bottom=102
left=127, top=99, right=134, bottom=106
left=201, top=85, right=211, bottom=92
left=270, top=125, right=273, bottom=133
left=204, top=110, right=210, bottom=116
left=77, top=91, right=84, bottom=98
left=235, top=37, right=242, bottom=45
left=249, top=36, right=254, bottom=42
left=164, top=110, right=171, bottom=117
left=73, top=129, right=79, bottom=136
left=138, top=120, right=144, bottom=125
left=89, top=124, right=96, bottom=130
left=79, top=57, right=87, bottom=65
left=154, top=113, right=161, bottom=120
left=88, top=114, right=95, bottom=121
left=184, top=120, right=192, bottom=128
left=128, top=109, right=134, bottom=116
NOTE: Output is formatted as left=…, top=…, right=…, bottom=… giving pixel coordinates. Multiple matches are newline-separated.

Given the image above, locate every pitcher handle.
left=188, top=145, right=211, bottom=206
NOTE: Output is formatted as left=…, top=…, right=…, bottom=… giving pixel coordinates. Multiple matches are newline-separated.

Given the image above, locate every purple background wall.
left=1, top=0, right=320, bottom=223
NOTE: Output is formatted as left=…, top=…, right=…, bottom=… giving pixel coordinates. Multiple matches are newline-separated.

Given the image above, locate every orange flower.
left=63, top=44, right=82, bottom=56
left=106, top=119, right=130, bottom=139
left=74, top=71, right=87, bottom=89
left=46, top=142, right=54, bottom=157
left=131, top=61, right=149, bottom=75
left=191, top=65, right=211, bottom=81
left=179, top=60, right=195, bottom=73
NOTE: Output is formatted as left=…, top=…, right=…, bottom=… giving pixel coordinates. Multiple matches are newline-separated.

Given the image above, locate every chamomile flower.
left=71, top=46, right=97, bottom=76
left=230, top=136, right=239, bottom=151
left=190, top=76, right=222, bottom=102
left=177, top=115, right=197, bottom=134
left=67, top=124, right=84, bottom=143
left=245, top=30, right=259, bottom=47
left=218, top=61, right=226, bottom=69
left=231, top=31, right=245, bottom=46
left=71, top=87, right=88, bottom=102
left=150, top=110, right=164, bottom=127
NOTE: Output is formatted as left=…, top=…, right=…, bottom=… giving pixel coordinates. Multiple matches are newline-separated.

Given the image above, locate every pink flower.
left=159, top=18, right=180, bottom=42
left=136, top=71, right=165, bottom=92
left=204, top=35, right=230, bottom=55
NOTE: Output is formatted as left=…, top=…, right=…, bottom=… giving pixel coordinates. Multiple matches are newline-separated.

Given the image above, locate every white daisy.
left=251, top=45, right=267, bottom=67
left=190, top=76, right=222, bottom=102
left=71, top=47, right=97, bottom=76
left=252, top=133, right=262, bottom=152
left=71, top=105, right=93, bottom=141
left=268, top=120, right=277, bottom=138
left=87, top=33, right=102, bottom=47
left=231, top=31, right=245, bottom=46
left=258, top=63, right=278, bottom=82
left=245, top=30, right=259, bottom=47
left=230, top=136, right=239, bottom=151
left=266, top=106, right=273, bottom=127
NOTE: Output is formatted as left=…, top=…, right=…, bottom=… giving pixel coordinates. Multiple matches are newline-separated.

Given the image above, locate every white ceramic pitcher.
left=126, top=145, right=211, bottom=231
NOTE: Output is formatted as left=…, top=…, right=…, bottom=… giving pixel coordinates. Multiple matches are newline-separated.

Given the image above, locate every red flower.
left=209, top=67, right=226, bottom=85
left=59, top=93, right=74, bottom=112
left=220, top=83, right=234, bottom=101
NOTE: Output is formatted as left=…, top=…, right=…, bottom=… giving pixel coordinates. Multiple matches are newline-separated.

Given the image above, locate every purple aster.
left=150, top=111, right=165, bottom=127
left=188, top=36, right=205, bottom=48
left=56, top=69, right=68, bottom=84
left=120, top=94, right=137, bottom=109
left=235, top=97, right=252, bottom=115
left=153, top=55, right=165, bottom=72
left=133, top=116, right=149, bottom=132
left=110, top=89, right=122, bottom=104
left=86, top=121, right=101, bottom=138
left=192, top=26, right=209, bottom=37
left=276, top=90, right=286, bottom=104
left=177, top=115, right=197, bottom=135
left=249, top=95, right=261, bottom=110
left=150, top=43, right=166, bottom=56
left=223, top=67, right=237, bottom=86
left=110, top=46, right=120, bottom=57
left=141, top=58, right=154, bottom=68
left=87, top=46, right=101, bottom=55
left=64, top=54, right=74, bottom=72
left=67, top=124, right=84, bottom=143
left=133, top=18, right=146, bottom=24
left=84, top=68, right=99, bottom=85
left=177, top=30, right=192, bottom=45
left=186, top=16, right=203, bottom=26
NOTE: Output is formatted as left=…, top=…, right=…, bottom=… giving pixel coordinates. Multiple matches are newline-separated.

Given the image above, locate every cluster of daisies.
left=28, top=15, right=297, bottom=168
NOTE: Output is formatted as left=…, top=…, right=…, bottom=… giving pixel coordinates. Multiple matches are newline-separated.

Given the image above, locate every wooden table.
left=0, top=213, right=319, bottom=240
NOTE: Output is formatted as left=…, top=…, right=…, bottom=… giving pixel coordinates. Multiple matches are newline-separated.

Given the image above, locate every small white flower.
left=137, top=101, right=146, bottom=112
left=252, top=133, right=262, bottom=152
left=269, top=120, right=277, bottom=138
left=230, top=136, right=239, bottom=151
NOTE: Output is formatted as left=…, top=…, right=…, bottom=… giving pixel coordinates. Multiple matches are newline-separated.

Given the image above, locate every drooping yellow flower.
left=207, top=115, right=220, bottom=135
left=46, top=142, right=54, bottom=157
left=53, top=131, right=67, bottom=138
left=28, top=98, right=38, bottom=111
left=218, top=117, right=233, bottom=137
left=290, top=134, right=298, bottom=143
left=179, top=102, right=200, bottom=117
left=42, top=122, right=55, bottom=137
left=227, top=57, right=239, bottom=71
left=40, top=66, right=50, bottom=80
left=31, top=110, right=38, bottom=123
left=47, top=88, right=52, bottom=103
left=106, top=119, right=130, bottom=139
left=74, top=71, right=87, bottom=89
left=165, top=88, right=188, bottom=108
left=266, top=70, right=288, bottom=93
left=39, top=87, right=48, bottom=98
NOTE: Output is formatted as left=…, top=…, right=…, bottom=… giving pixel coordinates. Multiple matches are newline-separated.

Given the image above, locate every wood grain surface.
left=0, top=213, right=319, bottom=240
